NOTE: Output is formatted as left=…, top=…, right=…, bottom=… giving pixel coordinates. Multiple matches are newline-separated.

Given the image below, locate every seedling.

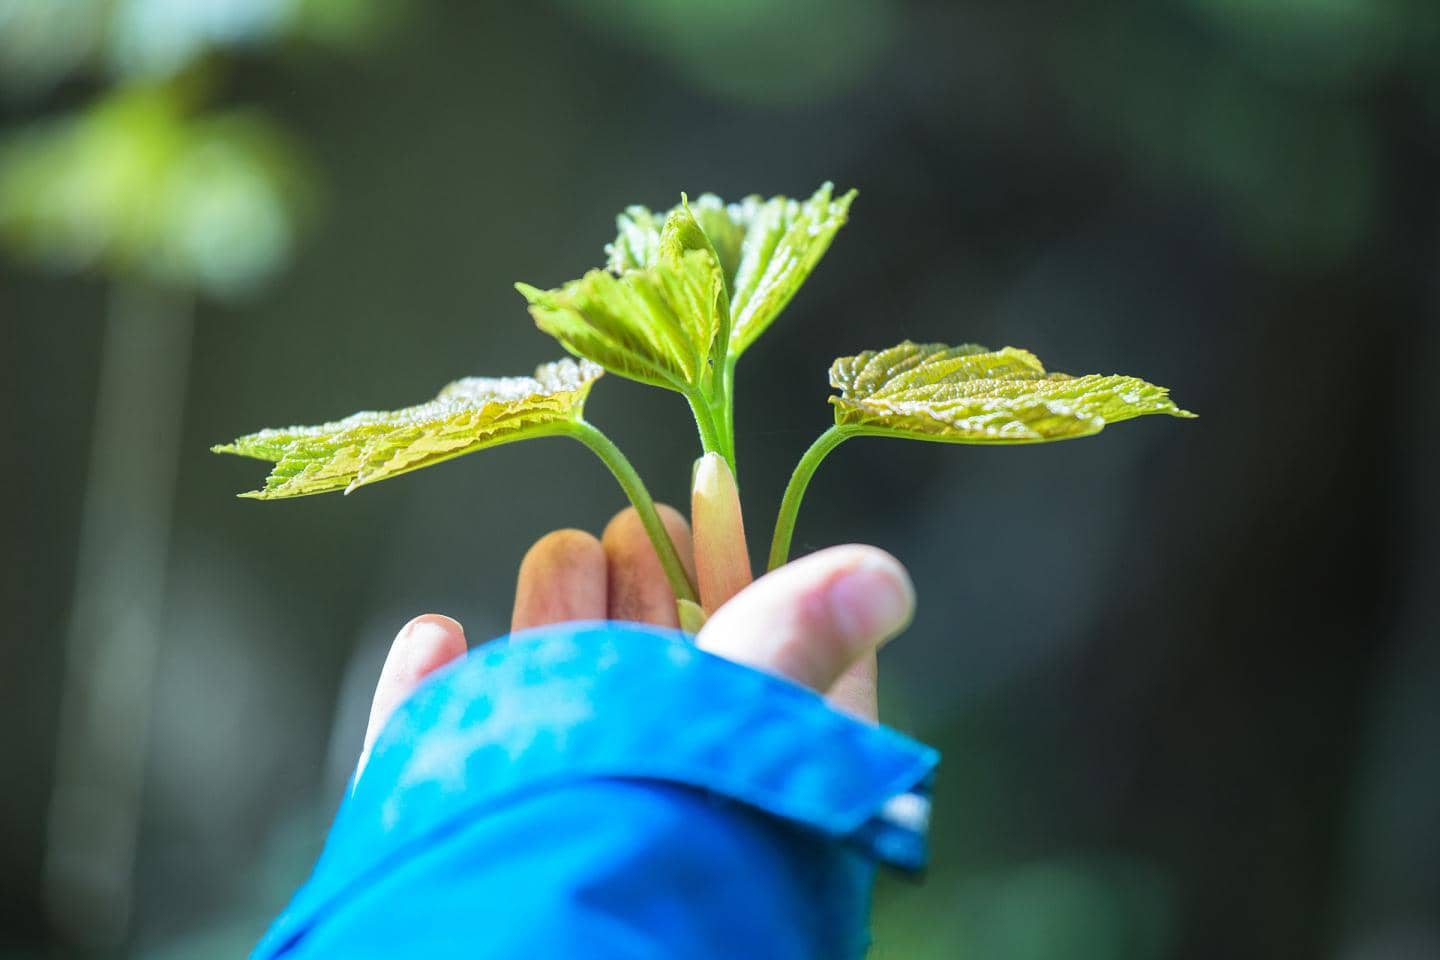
left=215, top=184, right=1193, bottom=628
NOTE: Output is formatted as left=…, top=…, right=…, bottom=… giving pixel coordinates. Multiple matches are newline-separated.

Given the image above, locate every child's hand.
left=356, top=496, right=913, bottom=776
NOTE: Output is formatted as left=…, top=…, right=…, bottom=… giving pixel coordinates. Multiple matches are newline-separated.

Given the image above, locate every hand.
left=356, top=486, right=915, bottom=774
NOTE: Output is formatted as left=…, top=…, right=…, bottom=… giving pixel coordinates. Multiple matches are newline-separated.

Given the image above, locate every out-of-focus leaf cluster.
left=1054, top=0, right=1440, bottom=265
left=555, top=0, right=899, bottom=107
left=0, top=0, right=388, bottom=297
left=0, top=84, right=315, bottom=298
left=0, top=0, right=388, bottom=96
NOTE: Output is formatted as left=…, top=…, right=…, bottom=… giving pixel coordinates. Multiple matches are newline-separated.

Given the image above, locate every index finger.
left=603, top=505, right=696, bottom=627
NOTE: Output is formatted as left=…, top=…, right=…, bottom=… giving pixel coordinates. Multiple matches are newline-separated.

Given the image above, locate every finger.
left=825, top=651, right=878, bottom=721
left=602, top=504, right=695, bottom=627
left=691, top=453, right=752, bottom=613
left=696, top=545, right=913, bottom=694
left=511, top=529, right=608, bottom=632
left=359, top=614, right=467, bottom=775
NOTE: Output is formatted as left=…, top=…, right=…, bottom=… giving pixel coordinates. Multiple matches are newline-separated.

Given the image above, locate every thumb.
left=695, top=545, right=913, bottom=711
left=357, top=614, right=467, bottom=778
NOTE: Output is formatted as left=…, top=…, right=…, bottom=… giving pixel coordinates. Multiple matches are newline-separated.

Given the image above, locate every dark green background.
left=3, top=2, right=1437, bottom=957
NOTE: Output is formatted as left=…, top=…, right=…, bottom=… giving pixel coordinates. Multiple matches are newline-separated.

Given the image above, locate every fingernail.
left=402, top=614, right=461, bottom=642
left=397, top=615, right=462, bottom=669
left=827, top=557, right=914, bottom=646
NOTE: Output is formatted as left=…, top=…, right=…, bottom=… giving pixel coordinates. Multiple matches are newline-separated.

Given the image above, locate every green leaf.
left=605, top=182, right=855, bottom=357
left=608, top=204, right=664, bottom=275
left=212, top=358, right=603, bottom=498
left=829, top=341, right=1195, bottom=443
left=518, top=224, right=727, bottom=396
left=676, top=598, right=709, bottom=634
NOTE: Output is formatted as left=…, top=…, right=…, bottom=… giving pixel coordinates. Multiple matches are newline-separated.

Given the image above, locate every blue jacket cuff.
left=257, top=620, right=939, bottom=957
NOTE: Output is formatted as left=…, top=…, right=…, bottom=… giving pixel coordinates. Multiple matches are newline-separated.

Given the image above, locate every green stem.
left=568, top=419, right=698, bottom=603
left=718, top=356, right=737, bottom=476
left=768, top=424, right=853, bottom=571
left=687, top=391, right=734, bottom=473
left=710, top=396, right=735, bottom=471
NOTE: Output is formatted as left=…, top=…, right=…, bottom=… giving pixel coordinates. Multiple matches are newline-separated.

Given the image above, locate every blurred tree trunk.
left=43, top=284, right=192, bottom=949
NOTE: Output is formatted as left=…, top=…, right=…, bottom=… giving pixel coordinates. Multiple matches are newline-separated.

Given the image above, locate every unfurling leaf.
left=691, top=452, right=752, bottom=612
left=830, top=341, right=1194, bottom=443
left=606, top=182, right=855, bottom=358
left=676, top=598, right=709, bottom=634
left=517, top=229, right=726, bottom=396
left=213, top=359, right=603, bottom=498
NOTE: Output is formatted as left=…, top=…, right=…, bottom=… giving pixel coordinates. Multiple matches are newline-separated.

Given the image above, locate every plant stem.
left=718, top=356, right=738, bottom=476
left=687, top=390, right=735, bottom=474
left=687, top=392, right=719, bottom=452
left=709, top=395, right=735, bottom=471
left=767, top=424, right=853, bottom=570
left=568, top=419, right=698, bottom=603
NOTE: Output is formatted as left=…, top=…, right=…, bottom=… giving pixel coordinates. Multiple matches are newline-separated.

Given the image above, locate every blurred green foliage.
left=0, top=81, right=314, bottom=298
left=558, top=0, right=898, bottom=107
left=0, top=0, right=387, bottom=296
left=875, top=856, right=1174, bottom=959
left=2, top=1, right=1437, bottom=958
left=1053, top=0, right=1440, bottom=265
left=0, top=0, right=387, bottom=94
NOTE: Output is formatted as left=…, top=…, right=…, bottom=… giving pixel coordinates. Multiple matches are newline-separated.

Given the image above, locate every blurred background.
left=2, top=1, right=1436, bottom=957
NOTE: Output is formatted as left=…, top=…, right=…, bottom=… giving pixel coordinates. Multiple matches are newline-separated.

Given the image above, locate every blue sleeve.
left=253, top=621, right=939, bottom=960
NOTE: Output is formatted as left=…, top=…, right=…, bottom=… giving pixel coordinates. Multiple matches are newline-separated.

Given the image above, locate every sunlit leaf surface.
left=606, top=181, right=855, bottom=356
left=830, top=341, right=1194, bottom=443
left=517, top=239, right=726, bottom=395
left=213, top=359, right=602, bottom=498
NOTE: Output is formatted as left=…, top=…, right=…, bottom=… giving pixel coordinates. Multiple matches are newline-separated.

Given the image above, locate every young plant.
left=215, top=183, right=1193, bottom=628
